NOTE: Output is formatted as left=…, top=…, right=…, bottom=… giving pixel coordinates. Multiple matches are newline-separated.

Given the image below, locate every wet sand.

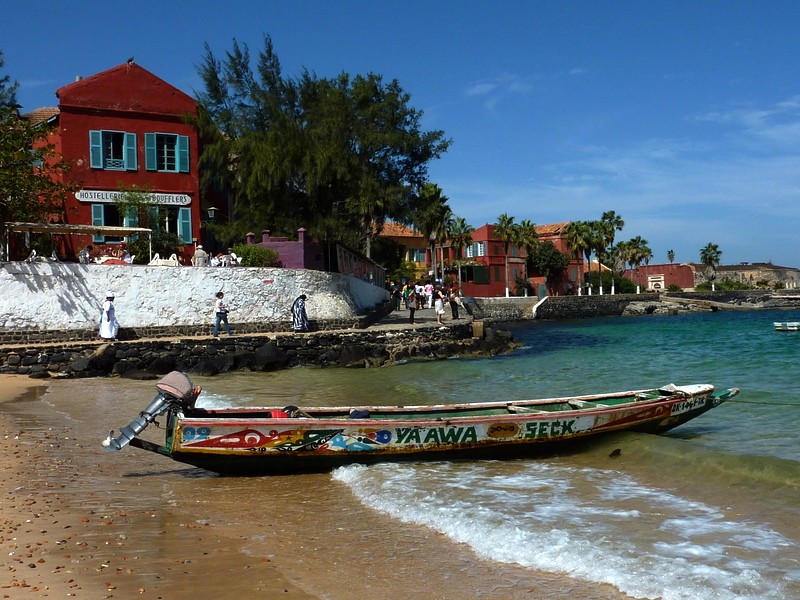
left=0, top=376, right=315, bottom=599
left=1, top=375, right=629, bottom=600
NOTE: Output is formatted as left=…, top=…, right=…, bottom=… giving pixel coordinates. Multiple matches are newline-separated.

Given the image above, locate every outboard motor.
left=102, top=371, right=197, bottom=451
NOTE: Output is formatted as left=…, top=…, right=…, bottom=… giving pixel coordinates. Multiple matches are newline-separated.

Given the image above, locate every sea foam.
left=333, top=461, right=798, bottom=600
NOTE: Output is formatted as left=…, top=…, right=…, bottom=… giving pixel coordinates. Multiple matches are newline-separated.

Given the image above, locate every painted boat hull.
left=109, top=375, right=739, bottom=475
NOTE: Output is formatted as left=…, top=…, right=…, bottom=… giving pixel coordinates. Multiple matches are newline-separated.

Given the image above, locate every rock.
left=339, top=344, right=366, bottom=368
left=120, top=369, right=158, bottom=380
left=253, top=342, right=289, bottom=371
left=147, top=355, right=177, bottom=374
left=191, top=359, right=220, bottom=377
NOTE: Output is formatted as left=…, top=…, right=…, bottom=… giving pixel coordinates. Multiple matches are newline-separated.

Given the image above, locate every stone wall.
left=1, top=262, right=389, bottom=343
left=464, top=294, right=659, bottom=321
left=470, top=290, right=800, bottom=321
left=533, top=294, right=659, bottom=320
left=1, top=322, right=517, bottom=379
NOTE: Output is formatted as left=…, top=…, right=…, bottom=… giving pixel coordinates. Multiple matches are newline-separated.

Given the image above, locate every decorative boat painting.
left=103, top=371, right=739, bottom=475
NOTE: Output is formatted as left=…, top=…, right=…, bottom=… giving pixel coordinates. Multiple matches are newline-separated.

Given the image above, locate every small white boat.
left=774, top=322, right=800, bottom=332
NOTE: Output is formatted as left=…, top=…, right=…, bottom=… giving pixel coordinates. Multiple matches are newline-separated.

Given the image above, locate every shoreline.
left=2, top=374, right=630, bottom=600
left=0, top=375, right=317, bottom=599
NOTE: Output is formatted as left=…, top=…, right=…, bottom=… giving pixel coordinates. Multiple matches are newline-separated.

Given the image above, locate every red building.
left=622, top=263, right=697, bottom=291
left=526, top=222, right=584, bottom=296
left=26, top=62, right=205, bottom=261
left=457, top=222, right=583, bottom=297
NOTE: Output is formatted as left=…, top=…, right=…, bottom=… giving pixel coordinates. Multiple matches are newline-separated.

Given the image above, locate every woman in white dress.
left=99, top=292, right=119, bottom=340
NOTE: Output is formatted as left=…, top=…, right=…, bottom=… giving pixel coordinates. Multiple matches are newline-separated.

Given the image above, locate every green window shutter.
left=177, top=135, right=189, bottom=172
left=124, top=207, right=139, bottom=241
left=147, top=206, right=159, bottom=229
left=89, top=130, right=103, bottom=169
left=177, top=207, right=192, bottom=243
left=123, top=207, right=138, bottom=227
left=474, top=266, right=489, bottom=284
left=124, top=133, right=137, bottom=170
left=144, top=133, right=156, bottom=171
left=92, top=204, right=105, bottom=243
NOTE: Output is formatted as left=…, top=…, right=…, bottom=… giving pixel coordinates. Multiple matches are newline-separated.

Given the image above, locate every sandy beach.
left=0, top=375, right=316, bottom=599
left=0, top=372, right=632, bottom=600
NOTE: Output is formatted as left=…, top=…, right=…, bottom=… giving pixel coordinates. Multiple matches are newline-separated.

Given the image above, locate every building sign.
left=76, top=190, right=191, bottom=206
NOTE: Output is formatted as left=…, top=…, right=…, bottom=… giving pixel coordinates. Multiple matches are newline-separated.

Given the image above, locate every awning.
left=5, top=222, right=152, bottom=261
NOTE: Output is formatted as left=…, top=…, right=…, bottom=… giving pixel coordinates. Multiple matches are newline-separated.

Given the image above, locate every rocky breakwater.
left=0, top=321, right=518, bottom=379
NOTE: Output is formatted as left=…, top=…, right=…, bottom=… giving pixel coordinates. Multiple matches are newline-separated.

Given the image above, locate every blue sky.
left=3, top=1, right=800, bottom=267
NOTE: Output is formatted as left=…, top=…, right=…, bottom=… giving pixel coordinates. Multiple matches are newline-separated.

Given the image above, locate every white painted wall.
left=1, top=262, right=388, bottom=330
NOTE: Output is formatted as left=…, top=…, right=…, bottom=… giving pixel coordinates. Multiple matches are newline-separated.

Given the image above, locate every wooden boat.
left=103, top=371, right=739, bottom=475
left=774, top=322, right=800, bottom=332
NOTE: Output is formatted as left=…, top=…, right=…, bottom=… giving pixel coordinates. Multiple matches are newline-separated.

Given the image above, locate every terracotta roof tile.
left=22, top=107, right=60, bottom=126
left=535, top=221, right=569, bottom=235
left=381, top=222, right=422, bottom=238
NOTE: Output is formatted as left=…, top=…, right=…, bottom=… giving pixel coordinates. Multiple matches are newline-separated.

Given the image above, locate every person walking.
left=291, top=294, right=309, bottom=332
left=212, top=291, right=233, bottom=336
left=448, top=286, right=461, bottom=319
left=406, top=288, right=417, bottom=324
left=433, top=286, right=446, bottom=325
left=424, top=281, right=434, bottom=309
left=99, top=291, right=119, bottom=341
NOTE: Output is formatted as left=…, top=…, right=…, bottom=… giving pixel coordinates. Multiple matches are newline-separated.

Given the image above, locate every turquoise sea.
left=22, top=309, right=800, bottom=599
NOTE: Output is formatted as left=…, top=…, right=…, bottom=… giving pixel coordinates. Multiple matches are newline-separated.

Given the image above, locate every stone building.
left=693, top=262, right=800, bottom=289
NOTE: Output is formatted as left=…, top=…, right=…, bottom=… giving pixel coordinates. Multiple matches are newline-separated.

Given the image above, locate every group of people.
left=390, top=281, right=463, bottom=325
left=99, top=291, right=311, bottom=340
left=210, top=291, right=310, bottom=336
left=80, top=243, right=133, bottom=265
left=192, top=246, right=239, bottom=268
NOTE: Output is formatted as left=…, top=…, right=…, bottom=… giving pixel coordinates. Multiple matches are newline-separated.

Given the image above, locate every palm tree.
left=562, top=220, right=592, bottom=294
left=667, top=249, right=675, bottom=264
left=494, top=213, right=520, bottom=297
left=600, top=211, right=625, bottom=294
left=587, top=220, right=606, bottom=294
left=627, top=236, right=652, bottom=292
left=700, top=243, right=722, bottom=291
left=446, top=216, right=473, bottom=290
left=412, top=183, right=452, bottom=284
left=517, top=219, right=539, bottom=296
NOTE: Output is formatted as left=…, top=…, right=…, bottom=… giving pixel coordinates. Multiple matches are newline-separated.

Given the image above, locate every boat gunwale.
left=176, top=385, right=721, bottom=428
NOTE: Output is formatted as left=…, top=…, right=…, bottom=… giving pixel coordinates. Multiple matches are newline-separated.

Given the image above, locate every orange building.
left=380, top=222, right=429, bottom=279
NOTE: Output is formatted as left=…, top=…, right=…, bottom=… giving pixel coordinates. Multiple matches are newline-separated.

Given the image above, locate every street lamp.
left=203, top=206, right=219, bottom=253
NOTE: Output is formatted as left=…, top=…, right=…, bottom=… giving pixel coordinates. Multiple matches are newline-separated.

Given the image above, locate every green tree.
left=445, top=216, right=473, bottom=289
left=231, top=243, right=280, bottom=267
left=667, top=249, right=675, bottom=264
left=586, top=220, right=607, bottom=292
left=518, top=219, right=539, bottom=293
left=0, top=56, right=74, bottom=250
left=528, top=240, right=569, bottom=294
left=412, top=183, right=452, bottom=283
left=600, top=211, right=624, bottom=292
left=494, top=213, right=521, bottom=297
left=622, top=236, right=653, bottom=291
left=562, top=220, right=592, bottom=293
left=0, top=51, right=18, bottom=107
left=600, top=211, right=624, bottom=248
left=700, top=242, right=722, bottom=290
left=193, top=37, right=451, bottom=257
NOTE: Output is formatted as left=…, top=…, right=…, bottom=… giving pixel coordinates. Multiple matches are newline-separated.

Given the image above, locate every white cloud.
left=463, top=74, right=532, bottom=112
